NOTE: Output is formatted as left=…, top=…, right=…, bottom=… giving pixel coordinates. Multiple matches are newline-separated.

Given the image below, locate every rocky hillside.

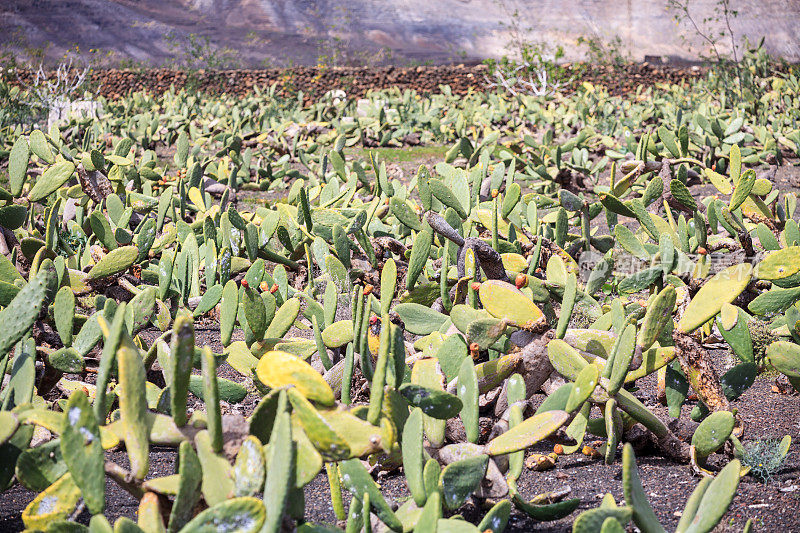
left=2, top=0, right=798, bottom=67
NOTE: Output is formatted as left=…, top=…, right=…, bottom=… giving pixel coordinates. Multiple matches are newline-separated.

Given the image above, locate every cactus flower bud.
left=241, top=279, right=249, bottom=289
left=469, top=342, right=481, bottom=360
left=515, top=273, right=527, bottom=289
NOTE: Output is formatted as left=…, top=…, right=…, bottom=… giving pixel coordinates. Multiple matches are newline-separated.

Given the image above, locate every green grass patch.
left=345, top=145, right=449, bottom=163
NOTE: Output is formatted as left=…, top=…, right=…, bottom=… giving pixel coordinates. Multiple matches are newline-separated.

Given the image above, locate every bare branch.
left=17, top=57, right=90, bottom=112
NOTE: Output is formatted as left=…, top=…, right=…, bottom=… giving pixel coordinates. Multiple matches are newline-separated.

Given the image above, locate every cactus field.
left=2, top=61, right=800, bottom=533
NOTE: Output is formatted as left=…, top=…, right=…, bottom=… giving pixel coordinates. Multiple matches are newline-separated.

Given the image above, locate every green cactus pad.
left=53, top=286, right=75, bottom=347
left=439, top=454, right=489, bottom=510
left=266, top=297, right=301, bottom=338
left=411, top=358, right=447, bottom=447
left=704, top=167, right=732, bottom=194
left=195, top=429, right=234, bottom=507
left=0, top=267, right=55, bottom=357
left=187, top=374, right=247, bottom=404
left=407, top=226, right=433, bottom=291
left=339, top=459, right=403, bottom=532
left=8, top=135, right=29, bottom=196
left=765, top=340, right=800, bottom=378
left=220, top=280, right=238, bottom=346
left=402, top=408, right=427, bottom=507
left=321, top=320, right=354, bottom=348
left=21, top=472, right=82, bottom=530
left=429, top=178, right=467, bottom=219
left=125, top=286, right=156, bottom=335
left=435, top=333, right=469, bottom=383
left=87, top=246, right=138, bottom=280
left=638, top=285, right=676, bottom=351
left=754, top=246, right=800, bottom=287
left=263, top=410, right=293, bottom=533
left=547, top=339, right=589, bottom=381
left=29, top=160, right=75, bottom=202
left=192, top=283, right=223, bottom=317
left=60, top=391, right=105, bottom=514
left=511, top=491, right=581, bottom=522
left=717, top=303, right=753, bottom=363
left=670, top=179, right=698, bottom=212
left=621, top=444, right=665, bottom=533
left=0, top=205, right=27, bottom=231
left=680, top=459, right=741, bottom=533
left=678, top=264, right=753, bottom=333
left=607, top=324, right=636, bottom=396
left=47, top=347, right=84, bottom=374
left=729, top=169, right=756, bottom=211
left=180, top=497, right=265, bottom=533
left=395, top=303, right=448, bottom=335
left=566, top=364, right=600, bottom=413
left=117, top=337, right=150, bottom=479
left=14, top=439, right=66, bottom=492
left=390, top=197, right=422, bottom=231
left=476, top=499, right=511, bottom=532
left=399, top=383, right=463, bottom=420
left=416, top=491, right=442, bottom=531
left=458, top=357, right=480, bottom=443
left=287, top=388, right=350, bottom=461
left=536, top=382, right=574, bottom=415
left=380, top=257, right=397, bottom=316
left=479, top=280, right=544, bottom=329
left=167, top=441, right=202, bottom=532
left=572, top=507, right=633, bottom=533
left=691, top=411, right=735, bottom=458
left=748, top=285, right=800, bottom=316
left=256, top=350, right=335, bottom=406
left=242, top=286, right=267, bottom=340
left=169, top=314, right=194, bottom=426
left=486, top=410, right=568, bottom=456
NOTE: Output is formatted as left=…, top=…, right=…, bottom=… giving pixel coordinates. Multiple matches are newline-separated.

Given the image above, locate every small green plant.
left=576, top=34, right=629, bottom=66
left=0, top=80, right=36, bottom=129
left=748, top=319, right=777, bottom=366
left=742, top=438, right=790, bottom=483
left=303, top=5, right=392, bottom=68
left=667, top=0, right=777, bottom=110
left=568, top=301, right=598, bottom=329
left=164, top=32, right=241, bottom=70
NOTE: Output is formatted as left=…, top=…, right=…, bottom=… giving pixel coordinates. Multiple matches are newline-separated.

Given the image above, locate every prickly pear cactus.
left=1, top=66, right=795, bottom=532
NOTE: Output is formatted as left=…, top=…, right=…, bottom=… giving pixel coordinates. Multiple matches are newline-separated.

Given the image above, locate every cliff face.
left=2, top=0, right=799, bottom=67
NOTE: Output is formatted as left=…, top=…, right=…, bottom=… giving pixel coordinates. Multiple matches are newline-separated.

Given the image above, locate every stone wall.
left=9, top=63, right=704, bottom=99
